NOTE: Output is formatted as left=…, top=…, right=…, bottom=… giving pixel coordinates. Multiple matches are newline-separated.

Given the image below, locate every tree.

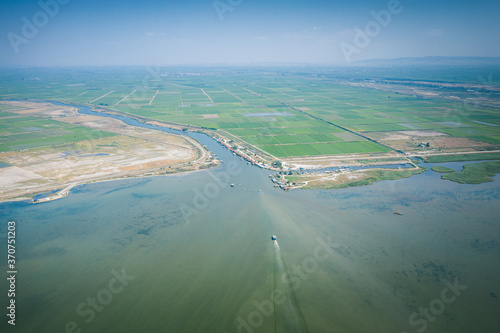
left=272, top=160, right=282, bottom=169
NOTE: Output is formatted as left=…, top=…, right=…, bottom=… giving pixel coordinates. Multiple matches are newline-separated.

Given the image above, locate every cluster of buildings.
left=269, top=174, right=292, bottom=191
left=215, top=137, right=268, bottom=169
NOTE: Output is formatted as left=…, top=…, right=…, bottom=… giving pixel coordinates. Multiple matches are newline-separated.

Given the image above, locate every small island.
left=282, top=165, right=428, bottom=190
left=440, top=161, right=500, bottom=184
left=431, top=166, right=455, bottom=173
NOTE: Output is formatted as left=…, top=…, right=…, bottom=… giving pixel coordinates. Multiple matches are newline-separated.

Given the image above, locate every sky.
left=0, top=0, right=499, bottom=66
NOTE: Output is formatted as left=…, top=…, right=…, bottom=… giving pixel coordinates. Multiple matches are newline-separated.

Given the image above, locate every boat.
left=230, top=184, right=235, bottom=187
left=271, top=235, right=277, bottom=240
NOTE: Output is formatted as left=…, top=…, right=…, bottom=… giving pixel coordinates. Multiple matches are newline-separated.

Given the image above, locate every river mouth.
left=1, top=101, right=500, bottom=333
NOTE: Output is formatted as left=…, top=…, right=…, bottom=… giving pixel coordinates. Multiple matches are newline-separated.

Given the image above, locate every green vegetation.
left=0, top=112, right=117, bottom=151
left=272, top=160, right=282, bottom=169
left=287, top=167, right=428, bottom=190
left=431, top=166, right=455, bottom=173
left=1, top=66, right=500, bottom=158
left=420, top=153, right=500, bottom=163
left=441, top=161, right=500, bottom=184
left=329, top=167, right=429, bottom=189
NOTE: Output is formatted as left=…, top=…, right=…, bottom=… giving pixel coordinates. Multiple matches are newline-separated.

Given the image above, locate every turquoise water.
left=0, top=103, right=499, bottom=332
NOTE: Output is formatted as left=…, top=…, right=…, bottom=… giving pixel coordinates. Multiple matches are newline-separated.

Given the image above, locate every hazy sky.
left=0, top=0, right=499, bottom=66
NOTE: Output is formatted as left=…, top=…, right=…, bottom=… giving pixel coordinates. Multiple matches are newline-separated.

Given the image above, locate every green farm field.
left=1, top=66, right=499, bottom=158
left=0, top=109, right=116, bottom=152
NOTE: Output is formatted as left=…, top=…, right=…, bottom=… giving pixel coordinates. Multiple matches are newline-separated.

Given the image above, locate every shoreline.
left=0, top=100, right=218, bottom=204
left=0, top=163, right=215, bottom=204
left=282, top=164, right=429, bottom=190
left=3, top=100, right=499, bottom=203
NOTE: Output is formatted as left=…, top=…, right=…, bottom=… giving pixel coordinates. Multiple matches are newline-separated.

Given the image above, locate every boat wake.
left=273, top=240, right=309, bottom=333
left=205, top=170, right=259, bottom=193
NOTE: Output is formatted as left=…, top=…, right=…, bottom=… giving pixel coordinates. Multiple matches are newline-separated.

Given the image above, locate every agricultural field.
left=1, top=66, right=499, bottom=159
left=0, top=104, right=116, bottom=152
left=0, top=100, right=211, bottom=202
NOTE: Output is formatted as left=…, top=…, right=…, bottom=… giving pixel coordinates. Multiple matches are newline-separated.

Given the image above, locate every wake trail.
left=273, top=240, right=309, bottom=333
left=205, top=170, right=260, bottom=193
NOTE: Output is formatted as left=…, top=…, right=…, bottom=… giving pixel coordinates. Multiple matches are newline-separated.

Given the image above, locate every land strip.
left=281, top=165, right=428, bottom=190
left=0, top=101, right=217, bottom=202
left=89, top=90, right=116, bottom=103
left=149, top=89, right=159, bottom=105
left=114, top=89, right=137, bottom=106
left=201, top=88, right=214, bottom=104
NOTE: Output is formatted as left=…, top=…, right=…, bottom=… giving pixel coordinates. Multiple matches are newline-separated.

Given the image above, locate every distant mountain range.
left=352, top=56, right=500, bottom=66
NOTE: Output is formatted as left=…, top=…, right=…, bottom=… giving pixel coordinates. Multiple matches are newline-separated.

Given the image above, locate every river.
left=0, top=102, right=499, bottom=333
